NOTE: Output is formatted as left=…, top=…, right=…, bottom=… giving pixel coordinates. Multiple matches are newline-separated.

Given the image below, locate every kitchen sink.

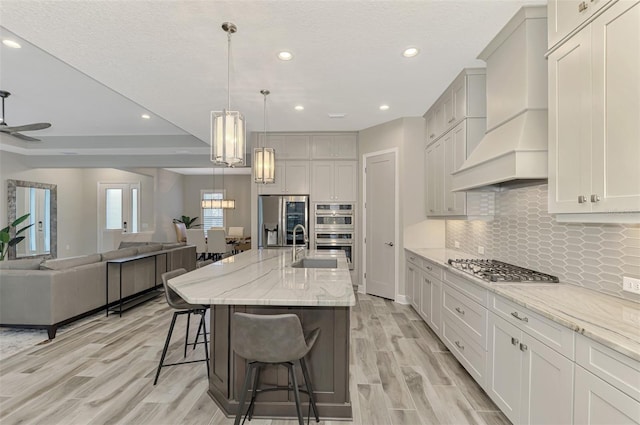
left=291, top=258, right=338, bottom=269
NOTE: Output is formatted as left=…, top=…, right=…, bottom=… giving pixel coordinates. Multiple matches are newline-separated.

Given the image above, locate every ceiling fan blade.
left=11, top=132, right=42, bottom=142
left=2, top=123, right=51, bottom=132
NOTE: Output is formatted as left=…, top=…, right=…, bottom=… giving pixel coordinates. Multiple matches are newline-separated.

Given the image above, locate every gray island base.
left=167, top=249, right=356, bottom=421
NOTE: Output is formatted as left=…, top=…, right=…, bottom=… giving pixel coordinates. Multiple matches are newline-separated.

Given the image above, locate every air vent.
left=328, top=113, right=347, bottom=119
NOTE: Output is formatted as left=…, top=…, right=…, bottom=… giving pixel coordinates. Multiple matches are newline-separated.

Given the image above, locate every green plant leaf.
left=0, top=232, right=9, bottom=244
left=8, top=236, right=25, bottom=247
left=15, top=223, right=35, bottom=236
left=11, top=213, right=30, bottom=227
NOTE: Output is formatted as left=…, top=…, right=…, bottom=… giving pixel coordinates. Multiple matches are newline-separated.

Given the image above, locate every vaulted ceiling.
left=0, top=0, right=544, bottom=169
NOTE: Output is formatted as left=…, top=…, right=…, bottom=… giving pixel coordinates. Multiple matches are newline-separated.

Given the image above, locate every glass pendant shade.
left=201, top=198, right=236, bottom=209
left=211, top=110, right=245, bottom=166
left=253, top=147, right=275, bottom=184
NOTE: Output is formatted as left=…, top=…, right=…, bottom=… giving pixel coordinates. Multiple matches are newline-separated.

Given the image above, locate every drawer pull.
left=426, top=265, right=432, bottom=271
left=454, top=341, right=465, bottom=351
left=511, top=337, right=519, bottom=346
left=455, top=307, right=465, bottom=316
left=520, top=343, right=528, bottom=352
left=409, top=256, right=416, bottom=261
left=425, top=278, right=431, bottom=284
left=511, top=311, right=529, bottom=322
left=578, top=1, right=588, bottom=12
left=578, top=195, right=587, bottom=204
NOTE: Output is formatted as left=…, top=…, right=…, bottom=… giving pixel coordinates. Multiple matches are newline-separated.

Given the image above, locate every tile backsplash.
left=446, top=184, right=640, bottom=302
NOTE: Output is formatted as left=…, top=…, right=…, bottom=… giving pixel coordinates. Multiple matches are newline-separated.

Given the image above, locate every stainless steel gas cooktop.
left=447, top=259, right=559, bottom=283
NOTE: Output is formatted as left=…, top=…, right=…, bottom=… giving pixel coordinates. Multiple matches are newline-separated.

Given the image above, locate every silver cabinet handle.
left=520, top=343, right=528, bottom=352
left=578, top=1, right=588, bottom=12
left=425, top=278, right=431, bottom=284
left=578, top=195, right=587, bottom=204
left=511, top=337, right=519, bottom=346
left=591, top=194, right=600, bottom=203
left=454, top=341, right=465, bottom=350
left=511, top=311, right=529, bottom=322
left=430, top=134, right=435, bottom=139
left=409, top=256, right=416, bottom=261
left=455, top=307, right=465, bottom=315
left=385, top=242, right=394, bottom=247
left=425, top=265, right=432, bottom=271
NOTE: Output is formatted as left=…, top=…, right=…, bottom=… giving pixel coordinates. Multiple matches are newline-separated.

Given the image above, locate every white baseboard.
left=395, top=294, right=409, bottom=305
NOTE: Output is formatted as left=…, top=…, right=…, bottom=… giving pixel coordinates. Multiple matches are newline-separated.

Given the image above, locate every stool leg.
left=193, top=315, right=203, bottom=351
left=154, top=311, right=179, bottom=385
left=200, top=311, right=210, bottom=378
left=234, top=363, right=254, bottom=425
left=300, top=357, right=320, bottom=422
left=184, top=311, right=192, bottom=358
left=247, top=363, right=262, bottom=420
left=287, top=363, right=305, bottom=425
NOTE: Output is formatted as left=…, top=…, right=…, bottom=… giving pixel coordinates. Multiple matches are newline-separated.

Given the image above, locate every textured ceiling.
left=0, top=0, right=544, bottom=168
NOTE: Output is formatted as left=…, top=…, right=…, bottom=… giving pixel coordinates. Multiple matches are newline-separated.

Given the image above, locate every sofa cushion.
left=136, top=243, right=163, bottom=254
left=101, top=247, right=139, bottom=261
left=0, top=258, right=44, bottom=270
left=162, top=243, right=183, bottom=250
left=118, top=241, right=150, bottom=249
left=40, top=254, right=102, bottom=270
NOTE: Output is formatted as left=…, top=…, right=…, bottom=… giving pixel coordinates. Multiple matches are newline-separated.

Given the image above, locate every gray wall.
left=446, top=184, right=640, bottom=302
left=182, top=174, right=252, bottom=234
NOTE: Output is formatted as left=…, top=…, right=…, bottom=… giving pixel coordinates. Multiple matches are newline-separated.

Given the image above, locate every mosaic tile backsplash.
left=446, top=184, right=640, bottom=302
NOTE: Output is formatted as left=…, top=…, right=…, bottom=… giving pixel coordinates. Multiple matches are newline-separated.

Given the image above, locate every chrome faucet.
left=291, top=224, right=308, bottom=262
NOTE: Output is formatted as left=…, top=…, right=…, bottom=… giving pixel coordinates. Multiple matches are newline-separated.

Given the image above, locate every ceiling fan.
left=0, top=90, right=51, bottom=142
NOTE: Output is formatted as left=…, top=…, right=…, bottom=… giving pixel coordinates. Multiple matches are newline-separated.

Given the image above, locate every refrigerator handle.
left=279, top=196, right=286, bottom=246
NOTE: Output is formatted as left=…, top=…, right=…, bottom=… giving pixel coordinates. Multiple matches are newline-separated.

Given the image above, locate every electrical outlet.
left=477, top=246, right=485, bottom=255
left=622, top=307, right=640, bottom=326
left=454, top=241, right=460, bottom=249
left=622, top=276, right=640, bottom=294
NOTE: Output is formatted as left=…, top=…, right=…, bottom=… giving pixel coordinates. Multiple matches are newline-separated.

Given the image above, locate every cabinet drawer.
left=421, top=259, right=443, bottom=280
left=489, top=293, right=575, bottom=360
left=442, top=312, right=487, bottom=387
left=576, top=334, right=640, bottom=402
left=443, top=270, right=488, bottom=307
left=442, top=284, right=488, bottom=349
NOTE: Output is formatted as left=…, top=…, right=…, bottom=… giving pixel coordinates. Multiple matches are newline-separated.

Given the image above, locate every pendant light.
left=211, top=22, right=245, bottom=167
left=201, top=167, right=236, bottom=209
left=253, top=89, right=276, bottom=184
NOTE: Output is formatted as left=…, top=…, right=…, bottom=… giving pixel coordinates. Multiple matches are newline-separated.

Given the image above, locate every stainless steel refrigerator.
left=258, top=195, right=309, bottom=248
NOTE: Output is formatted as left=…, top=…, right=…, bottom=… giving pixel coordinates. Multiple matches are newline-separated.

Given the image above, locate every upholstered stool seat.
left=232, top=312, right=320, bottom=425
left=153, top=268, right=210, bottom=385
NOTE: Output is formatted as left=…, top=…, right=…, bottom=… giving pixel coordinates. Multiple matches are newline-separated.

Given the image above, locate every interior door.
left=365, top=151, right=396, bottom=299
left=98, top=182, right=140, bottom=252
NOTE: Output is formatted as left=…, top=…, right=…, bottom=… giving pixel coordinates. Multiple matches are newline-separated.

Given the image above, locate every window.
left=201, top=190, right=225, bottom=230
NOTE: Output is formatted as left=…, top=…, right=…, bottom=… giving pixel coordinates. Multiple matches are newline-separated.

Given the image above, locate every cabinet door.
left=283, top=135, right=310, bottom=159
left=520, top=333, right=574, bottom=425
left=334, top=135, right=357, bottom=159
left=430, top=279, right=442, bottom=336
left=487, top=313, right=522, bottom=424
left=258, top=162, right=285, bottom=194
left=310, top=161, right=335, bottom=201
left=405, top=262, right=416, bottom=306
left=444, top=122, right=467, bottom=216
left=451, top=75, right=466, bottom=125
left=548, top=27, right=593, bottom=213
left=420, top=272, right=432, bottom=323
left=426, top=111, right=437, bottom=142
left=574, top=365, right=640, bottom=425
left=311, top=135, right=334, bottom=159
left=334, top=161, right=357, bottom=201
left=591, top=1, right=640, bottom=212
left=433, top=101, right=445, bottom=139
left=548, top=0, right=593, bottom=48
left=442, top=92, right=454, bottom=131
left=425, top=141, right=444, bottom=216
left=284, top=161, right=309, bottom=194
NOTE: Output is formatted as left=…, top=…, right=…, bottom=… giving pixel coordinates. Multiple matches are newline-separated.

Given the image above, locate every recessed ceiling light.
left=141, top=114, right=151, bottom=119
left=402, top=47, right=419, bottom=58
left=278, top=51, right=293, bottom=61
left=328, top=113, right=346, bottom=119
left=294, top=105, right=304, bottom=111
left=379, top=104, right=390, bottom=111
left=2, top=39, right=21, bottom=49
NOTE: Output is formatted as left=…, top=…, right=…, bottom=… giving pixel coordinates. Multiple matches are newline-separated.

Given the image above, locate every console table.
left=105, top=251, right=169, bottom=317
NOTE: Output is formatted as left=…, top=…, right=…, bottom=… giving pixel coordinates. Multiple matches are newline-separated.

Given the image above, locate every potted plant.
left=172, top=215, right=201, bottom=229
left=0, top=213, right=34, bottom=261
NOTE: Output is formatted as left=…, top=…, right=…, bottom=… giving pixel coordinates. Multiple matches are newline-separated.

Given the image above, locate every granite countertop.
left=168, top=248, right=356, bottom=307
left=405, top=247, right=640, bottom=361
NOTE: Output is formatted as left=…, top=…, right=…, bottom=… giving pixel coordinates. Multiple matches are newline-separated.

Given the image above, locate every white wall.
left=358, top=117, right=445, bottom=299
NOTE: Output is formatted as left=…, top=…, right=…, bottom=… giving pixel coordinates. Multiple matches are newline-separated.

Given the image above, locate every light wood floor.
left=0, top=292, right=509, bottom=425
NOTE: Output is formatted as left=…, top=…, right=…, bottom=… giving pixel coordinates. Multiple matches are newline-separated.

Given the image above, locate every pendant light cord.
left=227, top=31, right=231, bottom=111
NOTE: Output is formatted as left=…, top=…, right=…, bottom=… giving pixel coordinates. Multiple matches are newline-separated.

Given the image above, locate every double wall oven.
left=314, top=203, right=354, bottom=269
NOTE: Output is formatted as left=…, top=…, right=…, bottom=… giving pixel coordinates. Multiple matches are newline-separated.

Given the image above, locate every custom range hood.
left=453, top=6, right=548, bottom=192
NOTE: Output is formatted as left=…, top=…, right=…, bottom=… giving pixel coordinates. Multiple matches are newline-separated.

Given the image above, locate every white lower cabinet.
left=574, top=366, right=640, bottom=425
left=487, top=311, right=574, bottom=425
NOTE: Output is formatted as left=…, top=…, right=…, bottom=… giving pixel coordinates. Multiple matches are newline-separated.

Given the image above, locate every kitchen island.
left=168, top=248, right=356, bottom=420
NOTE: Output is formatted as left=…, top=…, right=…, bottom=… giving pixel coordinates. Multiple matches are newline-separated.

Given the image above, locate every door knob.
left=385, top=242, right=394, bottom=247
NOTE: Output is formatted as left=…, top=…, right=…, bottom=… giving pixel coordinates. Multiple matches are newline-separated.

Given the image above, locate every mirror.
left=7, top=179, right=57, bottom=259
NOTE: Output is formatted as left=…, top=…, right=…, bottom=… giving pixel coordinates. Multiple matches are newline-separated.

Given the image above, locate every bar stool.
left=153, top=268, right=210, bottom=385
left=232, top=312, right=320, bottom=425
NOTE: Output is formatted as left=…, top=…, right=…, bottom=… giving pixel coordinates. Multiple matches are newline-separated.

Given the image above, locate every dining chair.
left=207, top=228, right=228, bottom=261
left=228, top=227, right=244, bottom=238
left=174, top=222, right=187, bottom=243
left=186, top=229, right=207, bottom=261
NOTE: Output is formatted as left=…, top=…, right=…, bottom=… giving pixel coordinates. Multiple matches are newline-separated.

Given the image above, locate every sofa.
left=0, top=243, right=196, bottom=339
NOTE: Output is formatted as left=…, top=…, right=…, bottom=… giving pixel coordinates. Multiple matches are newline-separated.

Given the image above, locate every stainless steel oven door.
left=315, top=232, right=354, bottom=270
left=314, top=204, right=354, bottom=230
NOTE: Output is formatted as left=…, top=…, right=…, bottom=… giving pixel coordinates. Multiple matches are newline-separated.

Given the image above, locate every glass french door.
left=98, top=183, right=140, bottom=251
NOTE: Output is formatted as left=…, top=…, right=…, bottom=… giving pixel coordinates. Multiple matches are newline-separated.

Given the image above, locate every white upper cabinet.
left=310, top=160, right=357, bottom=202
left=311, top=134, right=357, bottom=160
left=260, top=134, right=310, bottom=160
left=547, top=0, right=613, bottom=50
left=549, top=0, right=640, bottom=215
left=258, top=160, right=309, bottom=195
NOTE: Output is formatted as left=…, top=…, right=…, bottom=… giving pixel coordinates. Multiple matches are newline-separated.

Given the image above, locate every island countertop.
left=168, top=248, right=356, bottom=307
